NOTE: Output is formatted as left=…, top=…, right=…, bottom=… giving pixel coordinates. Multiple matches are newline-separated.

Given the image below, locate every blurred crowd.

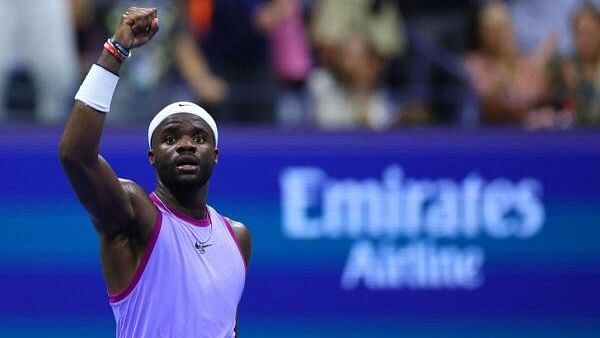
left=0, top=0, right=599, bottom=130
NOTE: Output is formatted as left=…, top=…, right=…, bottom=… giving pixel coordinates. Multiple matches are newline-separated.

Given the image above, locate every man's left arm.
left=231, top=220, right=252, bottom=267
left=228, top=218, right=252, bottom=337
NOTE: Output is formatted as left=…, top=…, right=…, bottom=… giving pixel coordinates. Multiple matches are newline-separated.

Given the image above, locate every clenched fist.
left=113, top=7, right=159, bottom=50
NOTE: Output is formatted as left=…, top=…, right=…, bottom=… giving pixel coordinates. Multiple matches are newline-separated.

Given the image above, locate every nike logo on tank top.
left=108, top=193, right=246, bottom=338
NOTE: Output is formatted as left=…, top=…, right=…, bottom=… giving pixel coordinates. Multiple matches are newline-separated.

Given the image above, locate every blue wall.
left=1, top=127, right=599, bottom=337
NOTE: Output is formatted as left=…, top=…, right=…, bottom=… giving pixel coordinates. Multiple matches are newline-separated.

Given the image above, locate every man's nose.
left=176, top=136, right=196, bottom=152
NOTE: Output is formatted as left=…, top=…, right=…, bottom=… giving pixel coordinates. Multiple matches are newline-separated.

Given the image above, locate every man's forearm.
left=59, top=51, right=121, bottom=164
left=60, top=21, right=150, bottom=161
left=97, top=49, right=124, bottom=76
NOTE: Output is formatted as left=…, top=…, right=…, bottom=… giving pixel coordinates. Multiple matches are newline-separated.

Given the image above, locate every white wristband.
left=74, top=64, right=119, bottom=113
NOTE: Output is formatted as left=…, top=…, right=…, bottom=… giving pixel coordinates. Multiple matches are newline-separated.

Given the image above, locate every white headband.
left=147, top=101, right=218, bottom=148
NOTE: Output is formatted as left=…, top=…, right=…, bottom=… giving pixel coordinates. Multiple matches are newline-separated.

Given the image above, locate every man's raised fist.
left=113, top=7, right=159, bottom=50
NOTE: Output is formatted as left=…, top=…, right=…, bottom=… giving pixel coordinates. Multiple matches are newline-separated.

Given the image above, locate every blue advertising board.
left=0, top=127, right=599, bottom=337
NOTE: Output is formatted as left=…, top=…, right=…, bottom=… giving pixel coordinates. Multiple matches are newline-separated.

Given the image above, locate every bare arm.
left=59, top=7, right=159, bottom=237
left=228, top=218, right=252, bottom=267
left=228, top=219, right=251, bottom=337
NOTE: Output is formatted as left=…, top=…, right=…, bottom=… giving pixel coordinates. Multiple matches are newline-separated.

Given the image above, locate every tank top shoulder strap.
left=148, top=192, right=168, bottom=213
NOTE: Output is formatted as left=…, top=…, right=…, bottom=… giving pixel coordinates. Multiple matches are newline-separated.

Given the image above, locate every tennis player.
left=59, top=7, right=251, bottom=337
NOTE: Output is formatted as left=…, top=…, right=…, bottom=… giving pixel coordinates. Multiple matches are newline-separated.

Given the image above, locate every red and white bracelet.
left=103, top=38, right=131, bottom=63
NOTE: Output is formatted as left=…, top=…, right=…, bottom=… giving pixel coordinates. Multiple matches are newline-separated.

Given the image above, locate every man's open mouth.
left=175, top=156, right=199, bottom=171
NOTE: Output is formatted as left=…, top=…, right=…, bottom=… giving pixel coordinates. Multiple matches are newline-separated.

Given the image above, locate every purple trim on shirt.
left=220, top=215, right=247, bottom=270
left=108, top=207, right=163, bottom=303
left=149, top=192, right=210, bottom=227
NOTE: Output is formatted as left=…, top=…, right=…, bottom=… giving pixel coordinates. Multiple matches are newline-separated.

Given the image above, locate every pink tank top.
left=108, top=193, right=246, bottom=338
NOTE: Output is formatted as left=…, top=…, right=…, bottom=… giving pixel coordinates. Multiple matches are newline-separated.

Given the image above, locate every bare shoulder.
left=118, top=178, right=146, bottom=195
left=118, top=178, right=154, bottom=209
left=226, top=217, right=248, bottom=233
left=114, top=178, right=157, bottom=240
left=227, top=218, right=251, bottom=245
left=225, top=217, right=252, bottom=266
left=118, top=177, right=156, bottom=213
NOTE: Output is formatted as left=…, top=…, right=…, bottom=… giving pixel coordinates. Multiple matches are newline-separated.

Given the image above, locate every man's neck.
left=154, top=183, right=208, bottom=219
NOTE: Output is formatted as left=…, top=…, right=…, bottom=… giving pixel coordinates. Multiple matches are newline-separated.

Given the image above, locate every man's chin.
left=174, top=175, right=202, bottom=184
left=170, top=173, right=209, bottom=188
left=157, top=166, right=212, bottom=190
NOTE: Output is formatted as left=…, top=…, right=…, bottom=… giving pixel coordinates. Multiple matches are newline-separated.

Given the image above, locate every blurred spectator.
left=0, top=0, right=78, bottom=124
left=72, top=0, right=106, bottom=73
left=559, top=2, right=600, bottom=126
left=174, top=0, right=275, bottom=124
left=397, top=0, right=480, bottom=126
left=465, top=1, right=557, bottom=126
left=255, top=0, right=313, bottom=127
left=308, top=0, right=406, bottom=129
left=508, top=0, right=598, bottom=55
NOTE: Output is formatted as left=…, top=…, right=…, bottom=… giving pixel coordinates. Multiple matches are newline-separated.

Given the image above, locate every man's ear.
left=214, top=147, right=219, bottom=164
left=148, top=149, right=155, bottom=166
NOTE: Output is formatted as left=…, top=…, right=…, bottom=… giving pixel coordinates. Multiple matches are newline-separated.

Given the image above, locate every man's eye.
left=164, top=136, right=176, bottom=144
left=193, top=135, right=205, bottom=143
